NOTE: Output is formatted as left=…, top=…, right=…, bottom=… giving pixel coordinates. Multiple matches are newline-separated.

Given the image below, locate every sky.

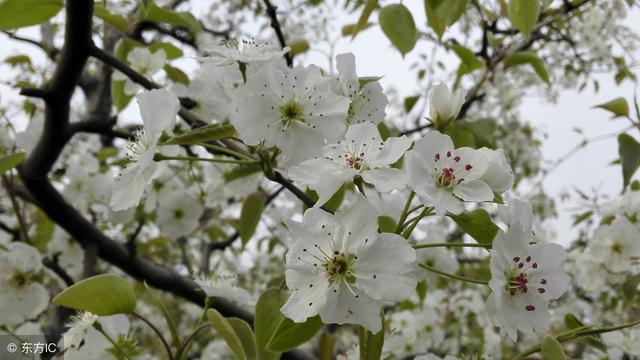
left=1, top=1, right=638, bottom=243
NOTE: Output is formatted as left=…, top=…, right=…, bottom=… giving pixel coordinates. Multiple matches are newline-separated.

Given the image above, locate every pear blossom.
left=63, top=315, right=130, bottom=360
left=428, top=82, right=466, bottom=127
left=333, top=53, right=388, bottom=125
left=201, top=38, right=290, bottom=66
left=110, top=89, right=180, bottom=211
left=232, top=64, right=350, bottom=167
left=405, top=131, right=493, bottom=215
left=193, top=271, right=252, bottom=305
left=0, top=242, right=49, bottom=326
left=185, top=63, right=242, bottom=123
left=486, top=201, right=570, bottom=341
left=63, top=312, right=98, bottom=350
left=288, top=123, right=411, bottom=206
left=113, top=48, right=167, bottom=95
left=156, top=190, right=204, bottom=238
left=282, top=196, right=417, bottom=333
left=478, top=148, right=514, bottom=194
left=586, top=217, right=640, bottom=273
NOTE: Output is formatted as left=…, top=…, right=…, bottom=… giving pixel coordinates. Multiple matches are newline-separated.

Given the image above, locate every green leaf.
left=379, top=4, right=417, bottom=56
left=404, top=95, right=420, bottom=113
left=0, top=0, right=63, bottom=31
left=164, top=64, right=190, bottom=85
left=378, top=215, right=397, bottom=233
left=509, top=0, right=540, bottom=35
left=343, top=22, right=374, bottom=36
left=358, top=76, right=383, bottom=87
left=445, top=127, right=476, bottom=148
left=139, top=2, right=201, bottom=34
left=434, top=0, right=467, bottom=25
left=33, top=210, right=54, bottom=252
left=466, top=118, right=497, bottom=148
left=623, top=274, right=640, bottom=300
left=449, top=209, right=499, bottom=244
left=223, top=163, right=262, bottom=183
left=254, top=288, right=325, bottom=354
left=207, top=309, right=247, bottom=360
left=0, top=152, right=25, bottom=175
left=162, top=123, right=236, bottom=145
left=149, top=42, right=183, bottom=60
left=541, top=336, right=567, bottom=360
left=452, top=44, right=484, bottom=70
left=358, top=313, right=384, bottom=360
left=267, top=316, right=324, bottom=352
left=504, top=51, right=550, bottom=84
left=594, top=97, right=629, bottom=118
left=304, top=185, right=345, bottom=212
left=240, top=192, right=265, bottom=246
left=227, top=318, right=258, bottom=360
left=424, top=0, right=446, bottom=39
left=53, top=274, right=137, bottom=315
left=352, top=0, right=377, bottom=39
left=618, top=133, right=640, bottom=189
left=94, top=4, right=128, bottom=32
left=254, top=288, right=285, bottom=360
left=288, top=39, right=310, bottom=56
left=571, top=210, right=593, bottom=226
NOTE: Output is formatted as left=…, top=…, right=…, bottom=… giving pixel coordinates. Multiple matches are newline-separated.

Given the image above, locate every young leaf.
left=352, top=0, right=377, bottom=39
left=618, top=133, right=640, bottom=189
left=424, top=0, right=446, bottom=39
left=207, top=309, right=247, bottom=360
left=32, top=210, right=54, bottom=252
left=112, top=38, right=143, bottom=111
left=254, top=288, right=285, bottom=360
left=288, top=39, right=310, bottom=56
left=139, top=2, right=201, bottom=34
left=594, top=97, right=629, bottom=118
left=0, top=152, right=26, bottom=175
left=227, top=318, right=258, bottom=360
left=94, top=4, right=128, bottom=32
left=267, top=316, right=324, bottom=352
left=162, top=124, right=237, bottom=145
left=541, top=336, right=567, bottom=360
left=53, top=274, right=137, bottom=315
left=378, top=215, right=397, bottom=233
left=0, top=0, right=63, bottom=31
left=164, top=64, right=190, bottom=85
left=359, top=312, right=385, bottom=360
left=622, top=274, right=640, bottom=300
left=434, top=0, right=467, bottom=25
left=449, top=209, right=499, bottom=244
left=149, top=42, right=183, bottom=60
left=240, top=192, right=265, bottom=246
left=379, top=4, right=417, bottom=56
left=508, top=0, right=540, bottom=35
left=504, top=51, right=550, bottom=84
left=404, top=95, right=420, bottom=113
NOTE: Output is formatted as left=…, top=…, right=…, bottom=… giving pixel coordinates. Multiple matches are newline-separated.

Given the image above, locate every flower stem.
left=419, top=263, right=489, bottom=285
left=175, top=323, right=212, bottom=360
left=131, top=311, right=174, bottom=360
left=93, top=322, right=134, bottom=360
left=395, top=191, right=416, bottom=234
left=413, top=242, right=491, bottom=250
left=512, top=319, right=640, bottom=359
left=199, top=143, right=255, bottom=161
left=154, top=153, right=259, bottom=165
left=401, top=207, right=433, bottom=239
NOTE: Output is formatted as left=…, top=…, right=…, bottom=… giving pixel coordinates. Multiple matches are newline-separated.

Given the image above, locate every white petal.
left=136, top=89, right=180, bottom=138
left=478, top=148, right=514, bottom=193
left=288, top=159, right=355, bottom=207
left=281, top=269, right=330, bottom=323
left=413, top=131, right=454, bottom=168
left=429, top=83, right=454, bottom=120
left=337, top=195, right=378, bottom=254
left=319, top=282, right=382, bottom=333
left=361, top=168, right=406, bottom=193
left=348, top=82, right=388, bottom=125
left=110, top=168, right=147, bottom=211
left=277, top=123, right=328, bottom=168
left=453, top=179, right=493, bottom=202
left=336, top=53, right=359, bottom=99
left=370, top=135, right=412, bottom=168
left=354, top=233, right=417, bottom=301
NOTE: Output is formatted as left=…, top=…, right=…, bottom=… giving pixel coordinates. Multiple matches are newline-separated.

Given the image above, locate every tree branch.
left=263, top=0, right=293, bottom=67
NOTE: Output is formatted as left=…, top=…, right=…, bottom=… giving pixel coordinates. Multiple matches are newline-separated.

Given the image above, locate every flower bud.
left=428, top=82, right=466, bottom=129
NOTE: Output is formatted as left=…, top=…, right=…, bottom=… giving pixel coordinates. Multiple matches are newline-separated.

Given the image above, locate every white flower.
left=281, top=195, right=417, bottom=333
left=232, top=64, right=350, bottom=167
left=478, top=148, right=514, bottom=194
left=63, top=312, right=98, bottom=350
left=157, top=190, right=204, bottom=238
left=602, top=328, right=640, bottom=360
left=110, top=89, right=180, bottom=211
left=193, top=271, right=251, bottom=305
left=187, top=63, right=242, bottom=123
left=333, top=53, right=388, bottom=125
left=113, top=48, right=167, bottom=96
left=288, top=123, right=411, bottom=206
left=0, top=242, right=49, bottom=326
left=486, top=201, right=570, bottom=341
left=405, top=131, right=493, bottom=215
left=63, top=314, right=129, bottom=359
left=414, top=355, right=458, bottom=360
left=201, top=38, right=290, bottom=66
left=586, top=217, right=640, bottom=273
left=428, top=82, right=466, bottom=126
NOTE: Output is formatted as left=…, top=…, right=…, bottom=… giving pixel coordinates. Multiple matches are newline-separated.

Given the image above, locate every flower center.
left=324, top=251, right=356, bottom=284
left=432, top=151, right=473, bottom=190
left=279, top=101, right=305, bottom=127
left=346, top=153, right=365, bottom=170
left=504, top=256, right=547, bottom=312
left=610, top=241, right=624, bottom=254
